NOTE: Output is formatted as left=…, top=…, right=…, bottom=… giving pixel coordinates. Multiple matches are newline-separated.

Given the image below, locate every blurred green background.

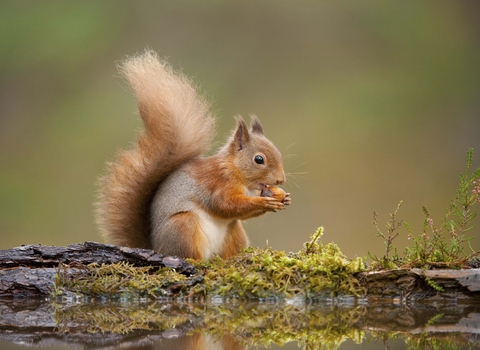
left=1, top=1, right=479, bottom=260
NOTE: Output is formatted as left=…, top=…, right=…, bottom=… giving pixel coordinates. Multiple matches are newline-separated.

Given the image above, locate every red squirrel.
left=96, top=50, right=290, bottom=260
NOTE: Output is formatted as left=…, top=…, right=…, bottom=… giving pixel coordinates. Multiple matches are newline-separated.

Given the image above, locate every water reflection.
left=130, top=334, right=246, bottom=350
left=0, top=299, right=479, bottom=349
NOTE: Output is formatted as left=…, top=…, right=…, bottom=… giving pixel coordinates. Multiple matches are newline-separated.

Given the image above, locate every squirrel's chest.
left=196, top=209, right=231, bottom=259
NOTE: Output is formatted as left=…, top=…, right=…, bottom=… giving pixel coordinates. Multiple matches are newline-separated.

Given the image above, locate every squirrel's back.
left=95, top=50, right=216, bottom=249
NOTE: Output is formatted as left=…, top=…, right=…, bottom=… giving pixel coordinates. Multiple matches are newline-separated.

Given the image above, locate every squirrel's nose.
left=276, top=176, right=286, bottom=185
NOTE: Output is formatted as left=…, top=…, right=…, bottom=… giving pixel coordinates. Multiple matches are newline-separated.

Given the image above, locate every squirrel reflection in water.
left=125, top=333, right=246, bottom=350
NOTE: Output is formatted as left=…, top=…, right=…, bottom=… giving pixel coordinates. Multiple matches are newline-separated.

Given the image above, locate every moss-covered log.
left=0, top=242, right=197, bottom=298
left=1, top=242, right=480, bottom=300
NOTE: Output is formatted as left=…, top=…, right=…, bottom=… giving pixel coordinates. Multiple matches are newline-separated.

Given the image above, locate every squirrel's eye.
left=254, top=155, right=264, bottom=164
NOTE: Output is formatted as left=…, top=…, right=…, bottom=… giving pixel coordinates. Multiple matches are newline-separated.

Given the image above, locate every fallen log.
left=0, top=241, right=195, bottom=272
left=1, top=242, right=480, bottom=300
left=0, top=242, right=196, bottom=298
left=360, top=268, right=480, bottom=301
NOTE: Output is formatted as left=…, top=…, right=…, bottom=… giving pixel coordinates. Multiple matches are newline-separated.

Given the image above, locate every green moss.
left=54, top=227, right=364, bottom=300
left=55, top=261, right=190, bottom=299
left=193, top=227, right=364, bottom=300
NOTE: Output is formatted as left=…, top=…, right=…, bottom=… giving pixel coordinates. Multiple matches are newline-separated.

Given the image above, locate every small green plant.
left=424, top=276, right=444, bottom=292
left=370, top=149, right=480, bottom=270
left=369, top=201, right=404, bottom=269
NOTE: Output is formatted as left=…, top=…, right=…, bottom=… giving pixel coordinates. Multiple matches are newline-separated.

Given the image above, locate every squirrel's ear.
left=234, top=116, right=250, bottom=151
left=250, top=115, right=264, bottom=135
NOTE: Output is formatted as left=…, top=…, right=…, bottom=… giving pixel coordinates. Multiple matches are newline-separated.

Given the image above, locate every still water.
left=1, top=298, right=479, bottom=349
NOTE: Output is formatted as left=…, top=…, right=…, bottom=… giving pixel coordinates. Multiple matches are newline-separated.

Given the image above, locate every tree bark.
left=0, top=242, right=196, bottom=298
left=360, top=268, right=480, bottom=301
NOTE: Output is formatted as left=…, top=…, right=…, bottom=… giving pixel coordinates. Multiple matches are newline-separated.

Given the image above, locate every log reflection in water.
left=1, top=299, right=480, bottom=349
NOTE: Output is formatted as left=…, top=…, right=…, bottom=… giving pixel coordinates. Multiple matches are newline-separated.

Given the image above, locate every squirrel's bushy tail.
left=96, top=50, right=215, bottom=249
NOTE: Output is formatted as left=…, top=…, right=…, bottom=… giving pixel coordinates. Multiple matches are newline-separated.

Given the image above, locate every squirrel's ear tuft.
left=234, top=116, right=250, bottom=151
left=250, top=115, right=264, bottom=135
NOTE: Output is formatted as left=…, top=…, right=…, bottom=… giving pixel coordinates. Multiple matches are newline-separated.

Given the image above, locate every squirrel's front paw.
left=262, top=197, right=285, bottom=212
left=260, top=186, right=290, bottom=210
